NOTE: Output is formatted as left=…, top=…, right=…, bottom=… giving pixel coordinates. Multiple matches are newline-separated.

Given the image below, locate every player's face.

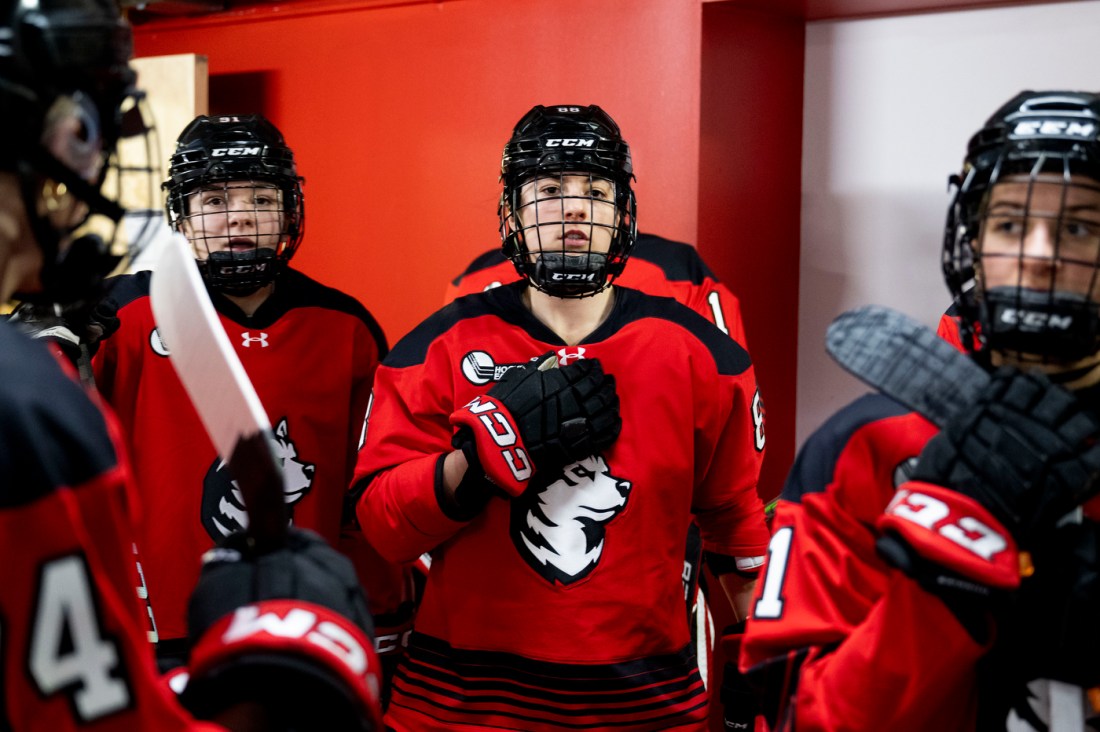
left=978, top=175, right=1100, bottom=301
left=514, top=173, right=618, bottom=259
left=182, top=182, right=285, bottom=258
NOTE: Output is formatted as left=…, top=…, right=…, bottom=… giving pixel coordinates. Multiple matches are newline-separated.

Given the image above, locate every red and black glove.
left=183, top=528, right=382, bottom=731
left=877, top=368, right=1100, bottom=641
left=449, top=352, right=621, bottom=498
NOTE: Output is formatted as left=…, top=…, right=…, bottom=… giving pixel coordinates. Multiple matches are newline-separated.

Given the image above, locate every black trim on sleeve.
left=781, top=394, right=910, bottom=505
left=450, top=248, right=509, bottom=287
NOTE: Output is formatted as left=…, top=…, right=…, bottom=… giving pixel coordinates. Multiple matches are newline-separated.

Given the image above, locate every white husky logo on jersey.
left=200, top=417, right=316, bottom=540
left=511, top=455, right=631, bottom=585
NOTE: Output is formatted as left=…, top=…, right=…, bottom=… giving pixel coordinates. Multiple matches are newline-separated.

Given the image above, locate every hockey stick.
left=149, top=232, right=287, bottom=551
left=824, top=304, right=988, bottom=428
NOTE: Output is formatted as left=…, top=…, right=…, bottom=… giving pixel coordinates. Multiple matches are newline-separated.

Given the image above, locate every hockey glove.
left=718, top=622, right=762, bottom=732
left=184, top=528, right=382, bottom=731
left=450, top=352, right=621, bottom=496
left=7, top=294, right=120, bottom=366
left=910, top=367, right=1100, bottom=546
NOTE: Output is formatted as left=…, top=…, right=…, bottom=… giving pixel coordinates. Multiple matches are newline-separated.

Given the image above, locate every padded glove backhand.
left=184, top=528, right=381, bottom=731
left=912, top=367, right=1100, bottom=544
left=489, top=353, right=622, bottom=467
left=450, top=352, right=622, bottom=496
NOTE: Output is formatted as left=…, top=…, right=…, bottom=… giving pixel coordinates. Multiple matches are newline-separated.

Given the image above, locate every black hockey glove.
left=718, top=622, right=762, bottom=731
left=997, top=520, right=1100, bottom=689
left=449, top=352, right=621, bottom=497
left=184, top=528, right=382, bottom=732
left=911, top=367, right=1100, bottom=545
left=7, top=294, right=120, bottom=366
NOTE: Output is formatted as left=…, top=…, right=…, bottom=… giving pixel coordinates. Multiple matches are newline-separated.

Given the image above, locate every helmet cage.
left=944, top=91, right=1100, bottom=363
left=498, top=105, right=637, bottom=298
left=164, top=115, right=304, bottom=295
left=2, top=0, right=160, bottom=305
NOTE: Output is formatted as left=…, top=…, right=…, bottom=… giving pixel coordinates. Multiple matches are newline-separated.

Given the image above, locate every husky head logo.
left=510, top=455, right=631, bottom=585
left=200, top=417, right=316, bottom=540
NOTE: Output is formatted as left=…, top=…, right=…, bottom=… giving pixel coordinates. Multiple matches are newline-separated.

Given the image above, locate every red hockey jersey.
left=92, top=268, right=388, bottom=643
left=445, top=233, right=749, bottom=346
left=355, top=283, right=770, bottom=731
left=740, top=394, right=994, bottom=731
left=0, top=323, right=223, bottom=732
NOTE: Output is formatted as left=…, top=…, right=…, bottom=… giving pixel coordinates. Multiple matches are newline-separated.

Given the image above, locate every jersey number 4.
left=24, top=554, right=132, bottom=722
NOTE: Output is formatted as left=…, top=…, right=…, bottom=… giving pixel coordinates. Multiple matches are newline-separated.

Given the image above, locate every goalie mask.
left=165, top=114, right=304, bottom=296
left=944, top=90, right=1100, bottom=366
left=1, top=0, right=159, bottom=304
left=499, top=104, right=637, bottom=298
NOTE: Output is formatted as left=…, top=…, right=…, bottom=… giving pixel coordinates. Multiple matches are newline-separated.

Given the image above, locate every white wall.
left=797, top=0, right=1100, bottom=445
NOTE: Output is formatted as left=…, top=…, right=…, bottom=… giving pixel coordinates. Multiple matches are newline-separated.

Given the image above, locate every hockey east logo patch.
left=460, top=351, right=527, bottom=385
left=200, top=417, right=316, bottom=540
left=510, top=455, right=631, bottom=585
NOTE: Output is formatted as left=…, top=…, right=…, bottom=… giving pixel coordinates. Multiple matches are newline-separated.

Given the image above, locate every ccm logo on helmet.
left=1012, top=120, right=1097, bottom=138
left=545, top=138, right=596, bottom=148
left=222, top=605, right=372, bottom=676
left=551, top=272, right=597, bottom=282
left=999, top=308, right=1073, bottom=330
left=211, top=147, right=262, bottom=156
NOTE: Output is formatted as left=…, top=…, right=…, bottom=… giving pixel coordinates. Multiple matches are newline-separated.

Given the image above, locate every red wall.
left=133, top=0, right=702, bottom=345
left=699, top=5, right=804, bottom=503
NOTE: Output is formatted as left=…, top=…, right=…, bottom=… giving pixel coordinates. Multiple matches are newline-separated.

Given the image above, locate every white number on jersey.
left=706, top=290, right=729, bottom=335
left=29, top=555, right=131, bottom=722
left=753, top=526, right=793, bottom=619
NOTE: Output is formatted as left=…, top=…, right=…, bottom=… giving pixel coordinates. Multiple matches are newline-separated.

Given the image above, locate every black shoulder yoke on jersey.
left=0, top=323, right=118, bottom=507
left=450, top=248, right=508, bottom=287
left=386, top=281, right=751, bottom=376
left=782, top=393, right=911, bottom=505
left=447, top=232, right=714, bottom=287
left=630, top=233, right=717, bottom=285
left=105, top=267, right=389, bottom=358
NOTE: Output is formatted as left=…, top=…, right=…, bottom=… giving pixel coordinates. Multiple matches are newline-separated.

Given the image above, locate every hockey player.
left=741, top=90, right=1100, bottom=730
left=0, top=2, right=381, bottom=730
left=89, top=114, right=406, bottom=672
left=446, top=235, right=763, bottom=731
left=353, top=103, right=770, bottom=731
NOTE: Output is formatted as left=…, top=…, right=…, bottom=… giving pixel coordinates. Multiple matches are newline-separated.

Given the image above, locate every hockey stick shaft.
left=150, top=233, right=287, bottom=551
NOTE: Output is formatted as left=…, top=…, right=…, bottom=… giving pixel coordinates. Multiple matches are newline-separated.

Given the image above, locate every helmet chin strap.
left=199, top=248, right=281, bottom=297
left=983, top=286, right=1100, bottom=366
left=530, top=251, right=612, bottom=299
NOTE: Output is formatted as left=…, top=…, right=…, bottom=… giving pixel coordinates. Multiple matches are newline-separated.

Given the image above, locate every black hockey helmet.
left=165, top=114, right=304, bottom=295
left=1, top=0, right=158, bottom=303
left=945, top=91, right=1100, bottom=365
left=499, top=104, right=637, bottom=298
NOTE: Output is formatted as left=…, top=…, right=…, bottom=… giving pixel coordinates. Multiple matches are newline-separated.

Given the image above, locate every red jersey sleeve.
left=740, top=395, right=989, bottom=731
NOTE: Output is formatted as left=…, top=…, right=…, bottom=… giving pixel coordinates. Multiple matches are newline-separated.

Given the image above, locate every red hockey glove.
left=911, top=367, right=1100, bottom=546
left=184, top=528, right=382, bottom=731
left=450, top=352, right=621, bottom=496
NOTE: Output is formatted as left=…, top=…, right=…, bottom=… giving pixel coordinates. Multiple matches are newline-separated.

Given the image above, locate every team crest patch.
left=510, top=455, right=631, bottom=585
left=460, top=350, right=528, bottom=385
left=200, top=417, right=316, bottom=540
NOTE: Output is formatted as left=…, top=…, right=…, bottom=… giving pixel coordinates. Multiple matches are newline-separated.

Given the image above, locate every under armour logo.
left=556, top=346, right=586, bottom=364
left=241, top=331, right=269, bottom=348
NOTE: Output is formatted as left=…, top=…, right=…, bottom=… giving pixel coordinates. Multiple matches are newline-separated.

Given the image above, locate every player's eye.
left=202, top=195, right=225, bottom=208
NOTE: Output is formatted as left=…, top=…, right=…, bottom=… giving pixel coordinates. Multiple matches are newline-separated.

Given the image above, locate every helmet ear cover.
left=498, top=105, right=637, bottom=298
left=943, top=90, right=1100, bottom=363
left=164, top=114, right=305, bottom=294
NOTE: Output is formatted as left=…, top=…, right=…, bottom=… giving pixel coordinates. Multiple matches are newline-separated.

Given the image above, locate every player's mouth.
left=227, top=238, right=257, bottom=252
left=562, top=229, right=590, bottom=251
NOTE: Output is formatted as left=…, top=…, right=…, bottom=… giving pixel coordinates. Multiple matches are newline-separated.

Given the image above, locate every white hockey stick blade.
left=825, top=305, right=989, bottom=428
left=149, top=232, right=287, bottom=550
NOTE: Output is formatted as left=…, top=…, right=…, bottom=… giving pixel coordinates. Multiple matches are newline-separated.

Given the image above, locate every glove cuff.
left=185, top=599, right=382, bottom=731
left=877, top=481, right=1021, bottom=590
left=449, top=395, right=534, bottom=496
